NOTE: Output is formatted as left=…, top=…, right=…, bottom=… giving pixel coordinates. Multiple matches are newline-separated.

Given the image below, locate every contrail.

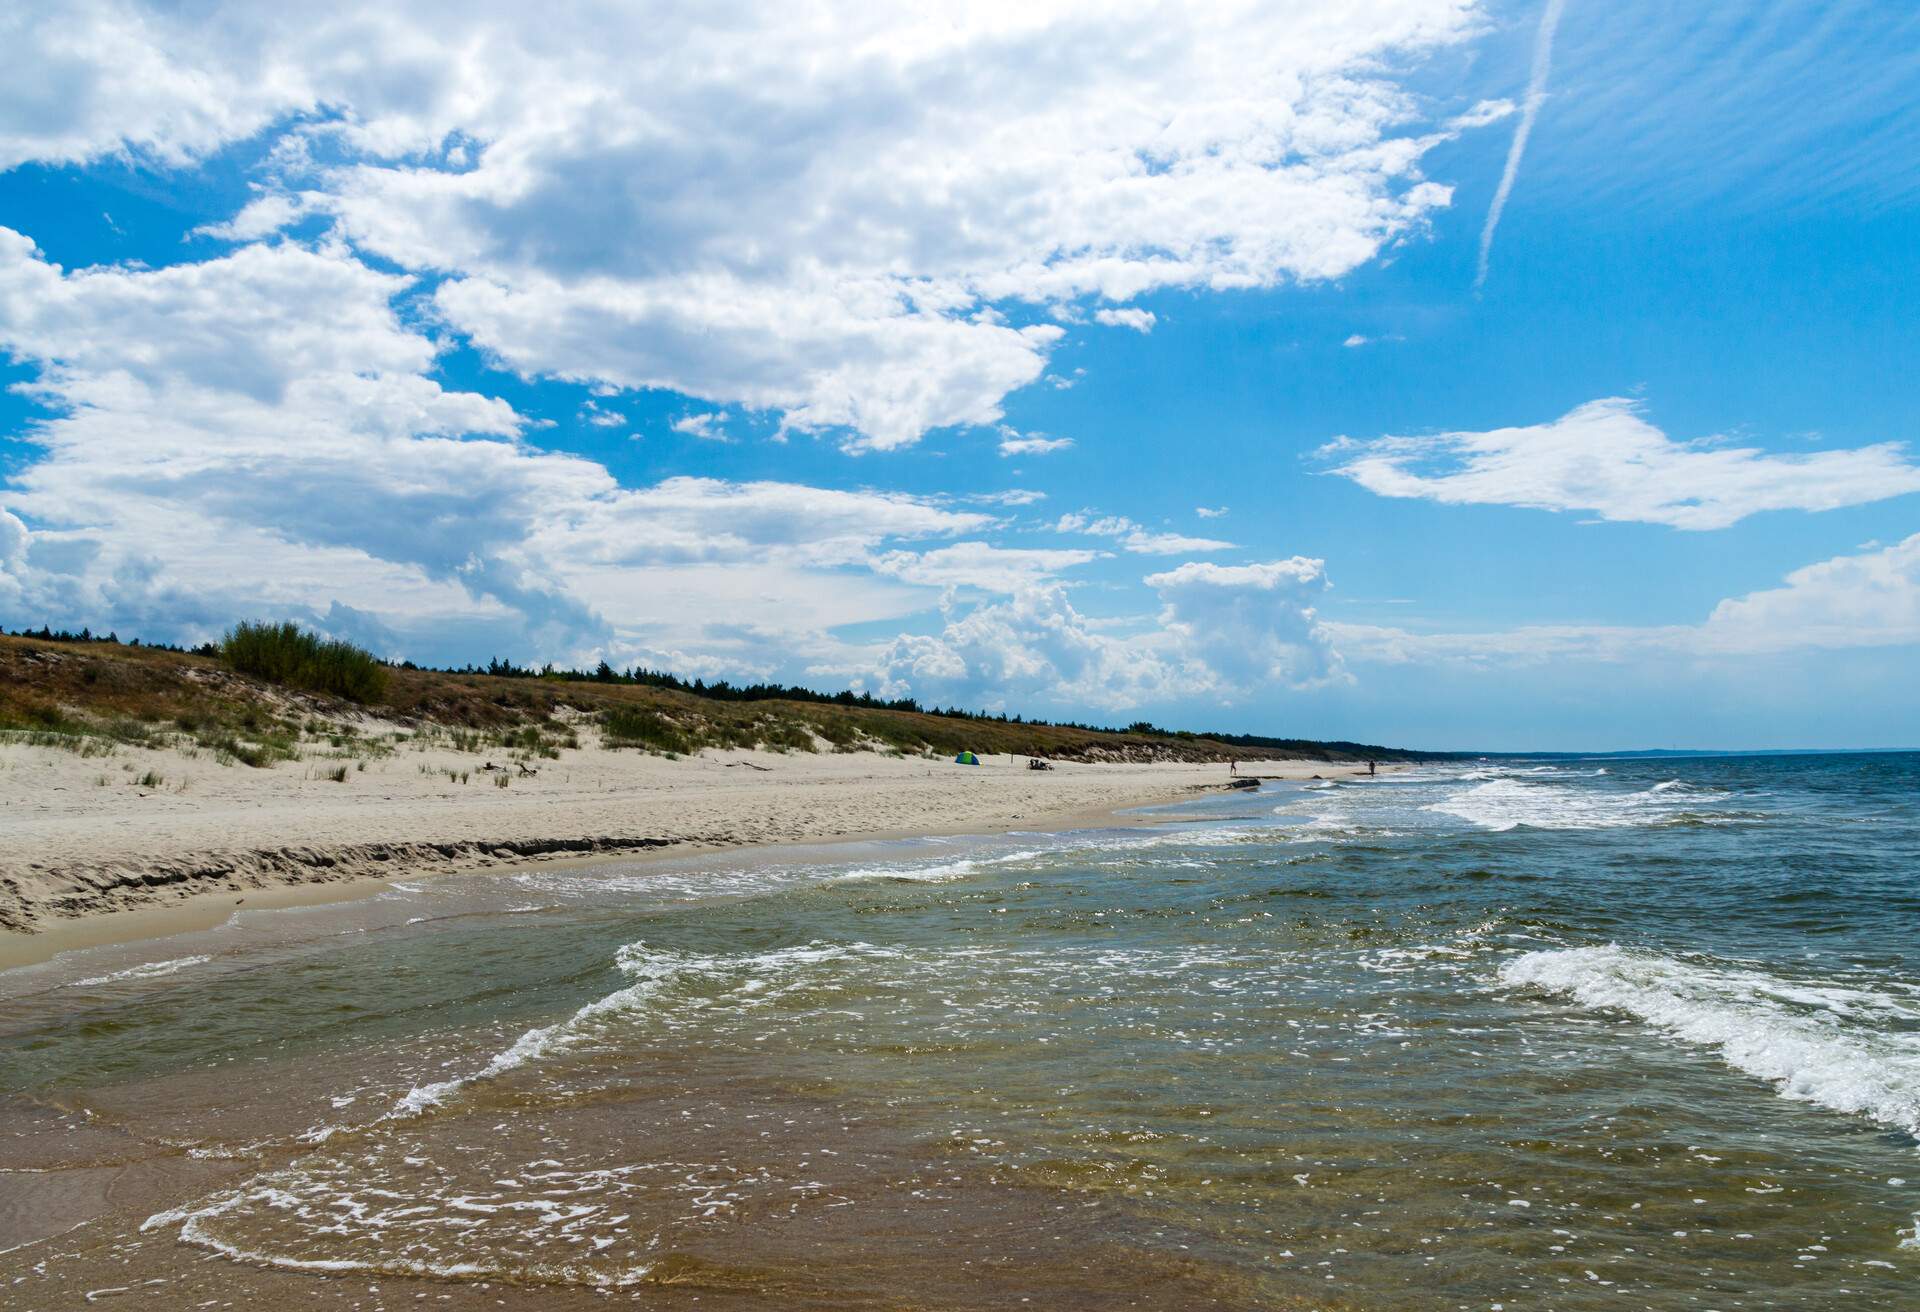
left=1476, top=0, right=1568, bottom=289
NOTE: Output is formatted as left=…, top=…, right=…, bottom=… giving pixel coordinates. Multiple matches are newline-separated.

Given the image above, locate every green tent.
left=954, top=750, right=980, bottom=765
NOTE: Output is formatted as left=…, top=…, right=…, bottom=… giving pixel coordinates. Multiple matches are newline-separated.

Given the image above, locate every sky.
left=1, top=1, right=1917, bottom=751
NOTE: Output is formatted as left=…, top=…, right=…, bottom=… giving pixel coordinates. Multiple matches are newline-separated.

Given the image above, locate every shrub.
left=756, top=719, right=816, bottom=754
left=602, top=707, right=693, bottom=755
left=220, top=621, right=389, bottom=703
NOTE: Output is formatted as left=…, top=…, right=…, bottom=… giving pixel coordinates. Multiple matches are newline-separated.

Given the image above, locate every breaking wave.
left=1429, top=777, right=1734, bottom=831
left=1501, top=945, right=1920, bottom=1136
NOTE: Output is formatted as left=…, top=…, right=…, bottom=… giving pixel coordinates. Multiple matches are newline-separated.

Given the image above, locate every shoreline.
left=3, top=747, right=1381, bottom=970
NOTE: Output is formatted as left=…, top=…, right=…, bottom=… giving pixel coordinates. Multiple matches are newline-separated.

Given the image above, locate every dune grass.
left=602, top=707, right=697, bottom=755
left=3, top=629, right=1423, bottom=770
left=221, top=622, right=389, bottom=703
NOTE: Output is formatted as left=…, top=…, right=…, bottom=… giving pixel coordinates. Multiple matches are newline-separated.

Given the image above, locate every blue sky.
left=1, top=1, right=1917, bottom=750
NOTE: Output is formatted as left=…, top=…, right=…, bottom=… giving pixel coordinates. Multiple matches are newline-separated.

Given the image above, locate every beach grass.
left=1, top=629, right=1412, bottom=770
left=221, top=622, right=389, bottom=703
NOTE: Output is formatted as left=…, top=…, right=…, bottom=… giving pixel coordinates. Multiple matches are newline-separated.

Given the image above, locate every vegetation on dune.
left=1, top=624, right=1450, bottom=765
left=220, top=621, right=389, bottom=703
left=602, top=706, right=700, bottom=756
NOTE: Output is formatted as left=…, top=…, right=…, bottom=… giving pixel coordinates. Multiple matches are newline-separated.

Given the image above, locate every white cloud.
left=0, top=1, right=1491, bottom=450
left=1195, top=505, right=1229, bottom=518
left=1699, top=532, right=1920, bottom=653
left=670, top=411, right=730, bottom=441
left=869, top=543, right=1103, bottom=594
left=1093, top=307, right=1156, bottom=333
left=437, top=271, right=1062, bottom=451
left=1448, top=98, right=1516, bottom=130
left=1055, top=512, right=1233, bottom=555
left=1144, top=558, right=1345, bottom=690
left=1321, top=397, right=1920, bottom=529
left=0, top=6, right=307, bottom=170
left=581, top=401, right=625, bottom=429
left=973, top=489, right=1048, bottom=507
left=1330, top=533, right=1920, bottom=666
left=872, top=556, right=1344, bottom=709
left=194, top=192, right=306, bottom=242
left=0, top=230, right=993, bottom=666
left=872, top=585, right=1176, bottom=711
left=1342, top=333, right=1371, bottom=347
left=999, top=433, right=1074, bottom=457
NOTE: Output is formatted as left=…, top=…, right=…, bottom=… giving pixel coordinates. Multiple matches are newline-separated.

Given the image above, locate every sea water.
left=3, top=752, right=1917, bottom=1308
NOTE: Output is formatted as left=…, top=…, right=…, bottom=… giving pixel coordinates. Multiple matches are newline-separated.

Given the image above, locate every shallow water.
left=4, top=753, right=1918, bottom=1308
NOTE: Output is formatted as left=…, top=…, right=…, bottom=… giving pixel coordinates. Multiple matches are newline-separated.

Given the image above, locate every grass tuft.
left=221, top=621, right=389, bottom=703
left=602, top=707, right=695, bottom=755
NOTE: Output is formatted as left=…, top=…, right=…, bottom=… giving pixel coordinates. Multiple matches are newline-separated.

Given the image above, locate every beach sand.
left=1, top=732, right=1368, bottom=966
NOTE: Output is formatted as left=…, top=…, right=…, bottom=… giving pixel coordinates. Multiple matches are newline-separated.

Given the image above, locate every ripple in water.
left=8, top=752, right=1920, bottom=1307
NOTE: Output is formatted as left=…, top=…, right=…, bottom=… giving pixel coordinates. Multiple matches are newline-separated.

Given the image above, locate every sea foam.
left=1429, top=777, right=1730, bottom=831
left=1501, top=945, right=1920, bottom=1136
left=69, top=955, right=211, bottom=987
left=390, top=940, right=901, bottom=1118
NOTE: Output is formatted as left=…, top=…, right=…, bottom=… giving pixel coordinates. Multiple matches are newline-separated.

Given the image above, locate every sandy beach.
left=1, top=731, right=1368, bottom=966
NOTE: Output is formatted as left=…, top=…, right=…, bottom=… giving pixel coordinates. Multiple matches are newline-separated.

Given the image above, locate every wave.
left=69, top=955, right=210, bottom=987
left=1454, top=764, right=1605, bottom=782
left=1428, top=777, right=1734, bottom=831
left=1500, top=946, right=1920, bottom=1136
left=828, top=848, right=1041, bottom=885
left=389, top=940, right=899, bottom=1120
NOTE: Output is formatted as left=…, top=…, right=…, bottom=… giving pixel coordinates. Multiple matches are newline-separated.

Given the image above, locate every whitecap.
left=827, top=848, right=1041, bottom=885
left=1427, top=777, right=1733, bottom=831
left=1501, top=945, right=1920, bottom=1135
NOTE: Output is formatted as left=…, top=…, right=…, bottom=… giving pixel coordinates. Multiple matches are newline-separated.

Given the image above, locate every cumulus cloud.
left=580, top=401, right=626, bottom=429
left=871, top=585, right=1195, bottom=711
left=1195, top=505, right=1229, bottom=518
left=871, top=557, right=1343, bottom=710
left=1092, top=307, right=1156, bottom=333
left=1055, top=512, right=1233, bottom=555
left=193, top=192, right=307, bottom=242
left=0, top=1, right=1492, bottom=449
left=437, top=271, right=1062, bottom=451
left=1330, top=532, right=1920, bottom=666
left=670, top=411, right=730, bottom=441
left=1144, top=559, right=1345, bottom=689
left=0, top=230, right=990, bottom=666
left=1699, top=531, right=1920, bottom=653
left=1321, top=397, right=1920, bottom=529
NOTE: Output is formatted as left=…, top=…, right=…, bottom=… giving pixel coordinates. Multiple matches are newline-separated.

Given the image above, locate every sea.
left=3, top=752, right=1917, bottom=1309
